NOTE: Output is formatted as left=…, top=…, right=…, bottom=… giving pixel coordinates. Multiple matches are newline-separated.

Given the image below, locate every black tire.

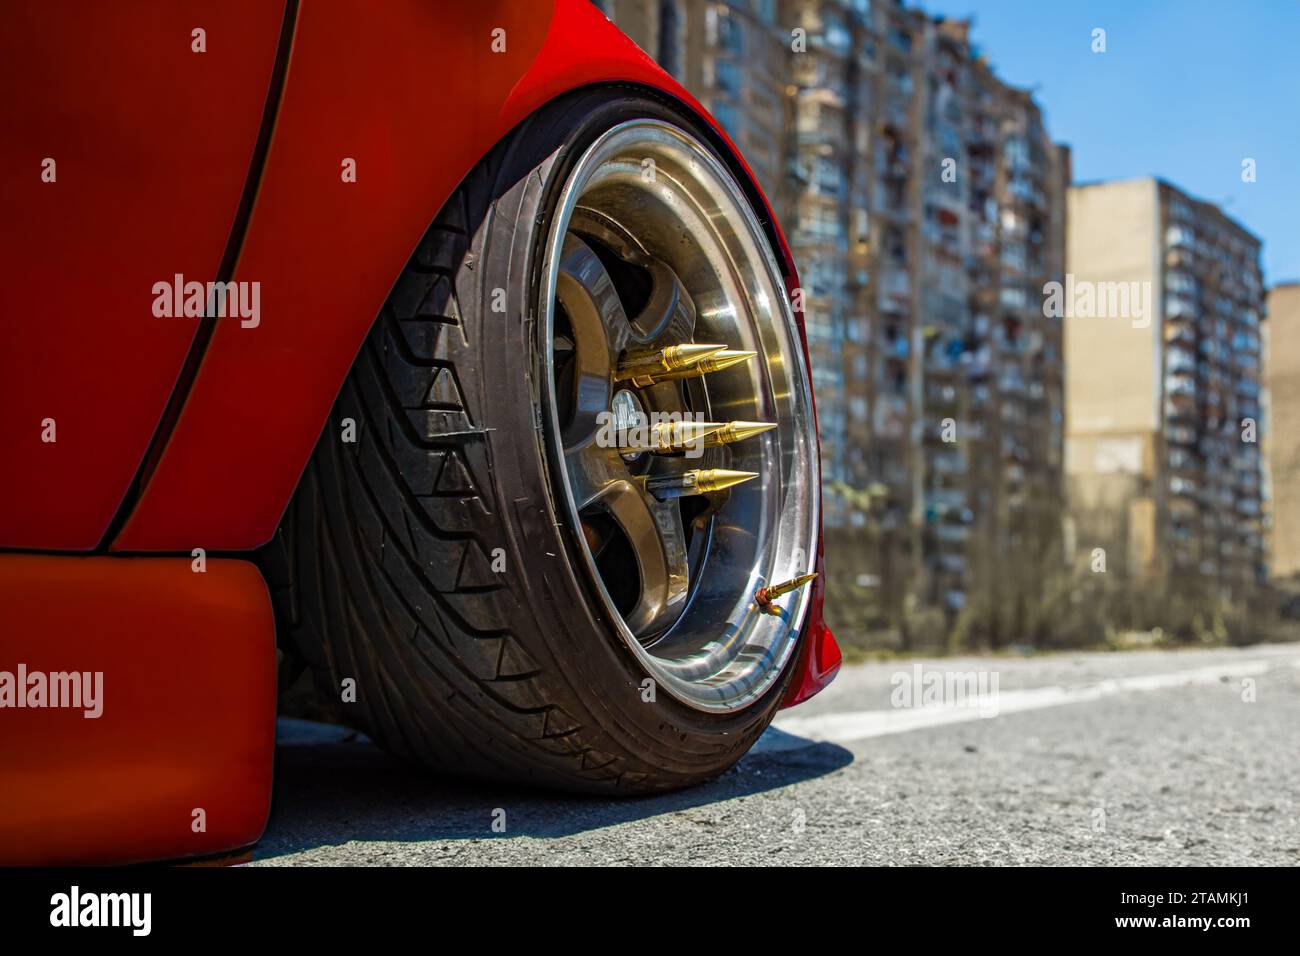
left=272, top=88, right=805, bottom=794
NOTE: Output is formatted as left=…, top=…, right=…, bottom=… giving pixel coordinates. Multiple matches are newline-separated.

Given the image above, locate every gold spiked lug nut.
left=649, top=420, right=726, bottom=452
left=755, top=573, right=818, bottom=616
left=703, top=420, right=778, bottom=447
left=614, top=343, right=727, bottom=386
left=643, top=468, right=759, bottom=500
left=646, top=349, right=759, bottom=384
left=616, top=420, right=726, bottom=454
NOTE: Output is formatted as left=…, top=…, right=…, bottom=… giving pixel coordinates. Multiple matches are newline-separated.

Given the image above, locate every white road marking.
left=772, top=659, right=1290, bottom=745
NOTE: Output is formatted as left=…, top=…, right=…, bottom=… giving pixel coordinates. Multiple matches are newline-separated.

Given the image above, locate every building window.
left=715, top=8, right=743, bottom=56
left=712, top=101, right=739, bottom=136
left=715, top=58, right=740, bottom=96
left=807, top=155, right=843, bottom=197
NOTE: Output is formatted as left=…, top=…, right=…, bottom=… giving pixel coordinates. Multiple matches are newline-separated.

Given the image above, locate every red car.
left=0, top=0, right=840, bottom=865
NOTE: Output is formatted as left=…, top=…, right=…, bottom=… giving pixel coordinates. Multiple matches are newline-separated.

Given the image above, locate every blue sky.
left=918, top=0, right=1300, bottom=284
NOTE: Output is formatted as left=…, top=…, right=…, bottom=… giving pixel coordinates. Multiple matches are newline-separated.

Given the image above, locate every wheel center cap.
left=610, top=388, right=643, bottom=428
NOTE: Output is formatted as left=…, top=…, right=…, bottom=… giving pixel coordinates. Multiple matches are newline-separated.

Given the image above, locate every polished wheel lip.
left=538, top=118, right=820, bottom=714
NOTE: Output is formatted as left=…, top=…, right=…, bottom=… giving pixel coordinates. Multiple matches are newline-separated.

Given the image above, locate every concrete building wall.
left=1266, top=283, right=1300, bottom=578
left=1065, top=178, right=1160, bottom=439
left=1064, top=179, right=1161, bottom=578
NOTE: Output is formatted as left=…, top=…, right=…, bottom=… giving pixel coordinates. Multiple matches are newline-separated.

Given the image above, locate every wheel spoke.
left=630, top=256, right=697, bottom=344
left=565, top=442, right=624, bottom=512
left=555, top=234, right=632, bottom=450
left=599, top=480, right=690, bottom=638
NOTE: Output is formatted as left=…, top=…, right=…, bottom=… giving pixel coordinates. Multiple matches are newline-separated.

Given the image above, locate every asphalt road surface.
left=253, top=643, right=1300, bottom=865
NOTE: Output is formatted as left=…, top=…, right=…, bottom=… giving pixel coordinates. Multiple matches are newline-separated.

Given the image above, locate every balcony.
left=884, top=335, right=910, bottom=360
left=934, top=523, right=970, bottom=544
left=1165, top=294, right=1197, bottom=319
left=1164, top=395, right=1197, bottom=423
left=878, top=270, right=911, bottom=311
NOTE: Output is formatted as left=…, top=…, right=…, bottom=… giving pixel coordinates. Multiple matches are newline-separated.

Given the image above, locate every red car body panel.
left=1, top=0, right=836, bottom=864
left=0, top=555, right=275, bottom=865
left=0, top=1, right=286, bottom=550
left=115, top=0, right=794, bottom=552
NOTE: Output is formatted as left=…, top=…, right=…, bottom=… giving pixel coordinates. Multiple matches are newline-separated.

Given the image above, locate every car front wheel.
left=274, top=89, right=820, bottom=793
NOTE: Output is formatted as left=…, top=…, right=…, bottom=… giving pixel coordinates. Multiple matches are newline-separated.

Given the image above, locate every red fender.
left=0, top=0, right=286, bottom=550
left=115, top=0, right=806, bottom=553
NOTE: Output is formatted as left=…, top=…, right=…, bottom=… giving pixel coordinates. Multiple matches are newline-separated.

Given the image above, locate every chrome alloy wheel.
left=539, top=119, right=819, bottom=713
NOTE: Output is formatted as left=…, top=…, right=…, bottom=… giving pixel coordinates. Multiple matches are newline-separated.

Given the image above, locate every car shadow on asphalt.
left=253, top=719, right=853, bottom=860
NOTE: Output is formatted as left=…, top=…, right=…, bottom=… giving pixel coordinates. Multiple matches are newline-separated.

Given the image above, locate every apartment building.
left=783, top=0, right=870, bottom=526
left=1066, top=178, right=1267, bottom=599
left=952, top=49, right=1070, bottom=622
left=591, top=1, right=787, bottom=208
left=1265, top=283, right=1300, bottom=580
left=595, top=0, right=1068, bottom=637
